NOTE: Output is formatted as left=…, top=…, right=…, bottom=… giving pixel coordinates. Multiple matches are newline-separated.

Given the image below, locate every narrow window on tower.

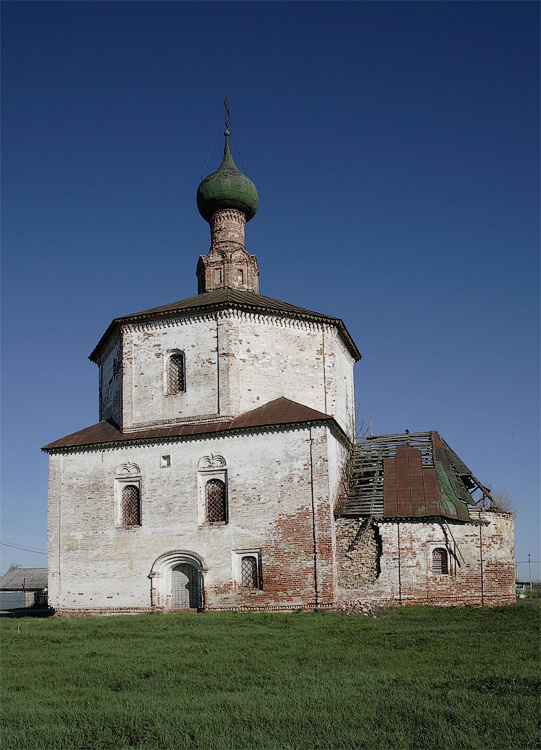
left=238, top=269, right=244, bottom=284
left=216, top=268, right=223, bottom=284
left=121, top=485, right=141, bottom=527
left=432, top=547, right=449, bottom=575
left=166, top=350, right=185, bottom=395
left=206, top=478, right=227, bottom=524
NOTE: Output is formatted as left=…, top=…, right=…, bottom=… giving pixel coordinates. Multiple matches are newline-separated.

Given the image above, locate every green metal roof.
left=196, top=133, right=259, bottom=222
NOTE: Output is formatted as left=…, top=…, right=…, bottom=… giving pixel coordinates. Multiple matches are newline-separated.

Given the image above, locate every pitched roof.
left=42, top=397, right=337, bottom=452
left=89, top=288, right=361, bottom=362
left=336, top=431, right=491, bottom=522
left=0, top=568, right=48, bottom=590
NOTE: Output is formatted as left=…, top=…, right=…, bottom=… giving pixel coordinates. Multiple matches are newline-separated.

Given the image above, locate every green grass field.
left=1, top=603, right=539, bottom=750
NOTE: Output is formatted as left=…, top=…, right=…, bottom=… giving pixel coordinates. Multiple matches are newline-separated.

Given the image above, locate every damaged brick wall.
left=336, top=513, right=516, bottom=609
left=335, top=519, right=382, bottom=588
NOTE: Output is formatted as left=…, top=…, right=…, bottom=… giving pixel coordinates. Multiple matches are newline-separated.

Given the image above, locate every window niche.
left=432, top=547, right=449, bottom=575
left=165, top=350, right=185, bottom=396
left=114, top=461, right=142, bottom=528
left=233, top=550, right=262, bottom=590
left=197, top=454, right=227, bottom=525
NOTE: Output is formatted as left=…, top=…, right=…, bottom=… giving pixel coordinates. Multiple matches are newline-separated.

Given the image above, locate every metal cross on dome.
left=224, top=97, right=231, bottom=134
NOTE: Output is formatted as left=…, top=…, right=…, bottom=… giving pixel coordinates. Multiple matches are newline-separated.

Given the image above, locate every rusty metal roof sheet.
left=336, top=431, right=491, bottom=522
left=89, top=288, right=361, bottom=363
left=42, top=397, right=336, bottom=452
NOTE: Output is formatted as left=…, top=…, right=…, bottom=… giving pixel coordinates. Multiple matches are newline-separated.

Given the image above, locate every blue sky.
left=1, top=2, right=539, bottom=578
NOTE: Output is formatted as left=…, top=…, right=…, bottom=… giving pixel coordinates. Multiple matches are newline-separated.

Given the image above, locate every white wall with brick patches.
left=98, top=335, right=122, bottom=425
left=97, top=309, right=356, bottom=437
left=121, top=315, right=220, bottom=430
left=47, top=424, right=338, bottom=612
left=232, top=315, right=355, bottom=438
left=336, top=512, right=515, bottom=608
left=325, top=328, right=355, bottom=439
left=47, top=454, right=62, bottom=608
left=235, top=314, right=324, bottom=412
left=325, top=430, right=350, bottom=592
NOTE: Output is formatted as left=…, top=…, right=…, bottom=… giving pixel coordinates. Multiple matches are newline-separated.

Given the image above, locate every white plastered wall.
left=47, top=425, right=339, bottom=612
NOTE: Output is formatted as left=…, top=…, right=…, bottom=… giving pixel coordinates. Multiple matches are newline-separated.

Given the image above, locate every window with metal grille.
left=241, top=556, right=258, bottom=588
left=206, top=479, right=227, bottom=523
left=121, top=484, right=141, bottom=526
left=432, top=547, right=448, bottom=575
left=167, top=352, right=185, bottom=395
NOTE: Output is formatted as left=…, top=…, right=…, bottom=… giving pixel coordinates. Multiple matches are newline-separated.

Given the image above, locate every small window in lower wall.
left=234, top=550, right=262, bottom=590
left=432, top=547, right=449, bottom=575
left=241, top=556, right=258, bottom=588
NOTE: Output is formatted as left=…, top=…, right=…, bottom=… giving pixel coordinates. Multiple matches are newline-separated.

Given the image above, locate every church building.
left=43, top=128, right=515, bottom=613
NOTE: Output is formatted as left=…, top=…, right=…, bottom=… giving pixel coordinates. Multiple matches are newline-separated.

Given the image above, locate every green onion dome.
left=197, top=131, right=259, bottom=222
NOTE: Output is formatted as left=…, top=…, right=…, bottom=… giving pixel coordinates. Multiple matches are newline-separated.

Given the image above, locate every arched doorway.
left=171, top=563, right=199, bottom=609
left=149, top=550, right=206, bottom=610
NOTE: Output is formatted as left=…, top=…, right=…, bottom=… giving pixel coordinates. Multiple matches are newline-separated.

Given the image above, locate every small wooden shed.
left=0, top=568, right=48, bottom=610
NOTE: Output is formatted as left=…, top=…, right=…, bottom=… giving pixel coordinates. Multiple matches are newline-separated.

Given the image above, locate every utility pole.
left=529, top=553, right=532, bottom=592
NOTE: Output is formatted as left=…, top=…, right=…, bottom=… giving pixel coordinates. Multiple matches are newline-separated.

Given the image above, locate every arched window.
left=121, top=484, right=141, bottom=526
left=167, top=351, right=185, bottom=395
left=432, top=547, right=449, bottom=575
left=206, top=479, right=227, bottom=524
left=241, top=556, right=258, bottom=588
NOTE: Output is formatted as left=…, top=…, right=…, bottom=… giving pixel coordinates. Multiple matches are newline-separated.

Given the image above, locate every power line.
left=0, top=541, right=47, bottom=555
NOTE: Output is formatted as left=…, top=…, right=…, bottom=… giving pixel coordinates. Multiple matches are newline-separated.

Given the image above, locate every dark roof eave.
left=42, top=396, right=351, bottom=452
left=89, top=296, right=362, bottom=363
left=42, top=415, right=347, bottom=454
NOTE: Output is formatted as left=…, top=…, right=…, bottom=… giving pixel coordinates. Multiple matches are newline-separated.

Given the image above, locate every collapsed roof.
left=336, top=431, right=493, bottom=522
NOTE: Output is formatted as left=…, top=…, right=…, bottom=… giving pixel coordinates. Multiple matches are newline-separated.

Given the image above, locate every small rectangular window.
left=241, top=556, right=258, bottom=588
left=161, top=455, right=171, bottom=468
left=234, top=550, right=262, bottom=590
